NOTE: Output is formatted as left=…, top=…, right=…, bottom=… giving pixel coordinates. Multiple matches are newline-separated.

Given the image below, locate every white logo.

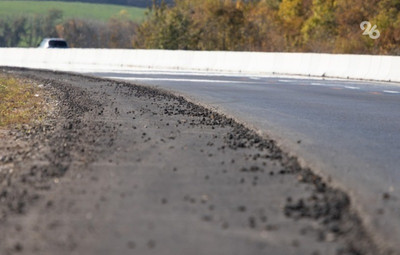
left=360, top=21, right=380, bottom=39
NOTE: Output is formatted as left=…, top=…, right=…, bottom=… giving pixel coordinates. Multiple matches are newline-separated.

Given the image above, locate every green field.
left=0, top=1, right=146, bottom=22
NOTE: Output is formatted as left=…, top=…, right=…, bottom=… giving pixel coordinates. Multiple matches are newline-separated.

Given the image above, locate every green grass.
left=0, top=1, right=146, bottom=22
left=0, top=74, right=46, bottom=127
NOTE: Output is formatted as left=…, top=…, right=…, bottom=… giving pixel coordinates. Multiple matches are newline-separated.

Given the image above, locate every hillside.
left=0, top=1, right=146, bottom=22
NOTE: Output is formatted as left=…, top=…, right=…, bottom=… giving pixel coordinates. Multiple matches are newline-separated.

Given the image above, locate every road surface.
left=0, top=67, right=397, bottom=254
left=89, top=70, right=400, bottom=251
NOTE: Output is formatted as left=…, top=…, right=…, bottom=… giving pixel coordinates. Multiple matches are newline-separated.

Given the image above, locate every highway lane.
left=89, top=70, right=400, bottom=251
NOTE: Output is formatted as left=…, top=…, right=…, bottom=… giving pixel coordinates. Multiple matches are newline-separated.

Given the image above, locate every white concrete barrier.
left=0, top=48, right=399, bottom=82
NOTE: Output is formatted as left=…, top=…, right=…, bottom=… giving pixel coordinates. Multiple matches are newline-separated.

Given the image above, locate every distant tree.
left=203, top=0, right=246, bottom=50
left=56, top=19, right=99, bottom=47
left=10, top=17, right=28, bottom=47
left=108, top=10, right=138, bottom=48
left=0, top=19, right=12, bottom=47
left=372, top=0, right=400, bottom=54
left=0, top=16, right=29, bottom=47
left=334, top=0, right=380, bottom=54
left=24, top=9, right=63, bottom=47
left=55, top=12, right=137, bottom=48
left=135, top=0, right=249, bottom=51
left=244, top=1, right=285, bottom=51
left=301, top=0, right=337, bottom=52
left=134, top=0, right=169, bottom=48
left=277, top=0, right=311, bottom=50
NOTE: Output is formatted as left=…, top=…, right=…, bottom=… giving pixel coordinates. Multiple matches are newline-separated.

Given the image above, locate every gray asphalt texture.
left=90, top=70, right=400, bottom=253
left=0, top=68, right=382, bottom=255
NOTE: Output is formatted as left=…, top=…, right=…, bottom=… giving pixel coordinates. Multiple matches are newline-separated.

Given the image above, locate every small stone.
left=14, top=243, right=23, bottom=252
left=238, top=206, right=246, bottom=212
left=383, top=193, right=390, bottom=200
left=127, top=241, right=136, bottom=249
left=147, top=240, right=156, bottom=249
left=249, top=216, right=256, bottom=228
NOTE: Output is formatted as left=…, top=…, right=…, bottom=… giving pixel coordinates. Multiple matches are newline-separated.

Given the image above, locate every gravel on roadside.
left=0, top=68, right=382, bottom=255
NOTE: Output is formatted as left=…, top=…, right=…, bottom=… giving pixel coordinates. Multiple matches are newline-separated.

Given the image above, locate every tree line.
left=1, top=0, right=399, bottom=55
left=135, top=0, right=400, bottom=55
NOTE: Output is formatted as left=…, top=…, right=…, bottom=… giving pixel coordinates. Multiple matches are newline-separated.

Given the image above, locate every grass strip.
left=0, top=73, right=46, bottom=127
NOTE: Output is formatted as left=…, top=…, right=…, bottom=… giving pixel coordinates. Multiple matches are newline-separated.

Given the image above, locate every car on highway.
left=38, top=38, right=69, bottom=49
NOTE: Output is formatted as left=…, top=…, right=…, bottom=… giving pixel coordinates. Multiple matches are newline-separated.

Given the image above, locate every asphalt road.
left=2, top=69, right=377, bottom=255
left=89, top=70, right=400, bottom=251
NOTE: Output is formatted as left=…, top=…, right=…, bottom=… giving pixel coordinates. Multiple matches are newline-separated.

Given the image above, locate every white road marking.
left=105, top=76, right=258, bottom=84
left=311, top=83, right=360, bottom=90
left=103, top=75, right=400, bottom=94
left=310, top=83, right=338, bottom=87
left=344, top=86, right=360, bottom=90
left=383, top=90, right=400, bottom=94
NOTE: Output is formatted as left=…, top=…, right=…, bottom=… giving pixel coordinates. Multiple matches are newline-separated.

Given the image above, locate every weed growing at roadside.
left=0, top=73, right=46, bottom=127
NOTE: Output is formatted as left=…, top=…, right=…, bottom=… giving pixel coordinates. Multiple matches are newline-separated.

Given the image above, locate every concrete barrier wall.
left=0, top=48, right=399, bottom=82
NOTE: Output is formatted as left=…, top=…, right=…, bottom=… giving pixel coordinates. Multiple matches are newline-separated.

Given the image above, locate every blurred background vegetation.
left=0, top=0, right=144, bottom=48
left=0, top=0, right=399, bottom=54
